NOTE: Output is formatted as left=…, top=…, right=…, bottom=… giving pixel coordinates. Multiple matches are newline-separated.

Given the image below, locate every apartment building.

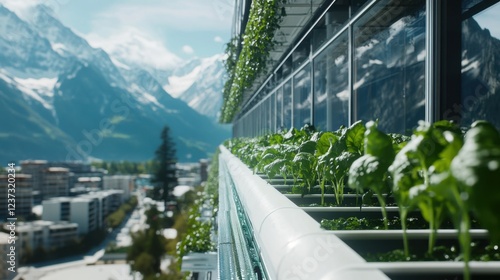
left=0, top=174, right=33, bottom=220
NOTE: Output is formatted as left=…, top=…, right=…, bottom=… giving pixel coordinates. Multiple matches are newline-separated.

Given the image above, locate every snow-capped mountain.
left=0, top=4, right=230, bottom=162
left=163, top=54, right=226, bottom=121
left=80, top=22, right=227, bottom=122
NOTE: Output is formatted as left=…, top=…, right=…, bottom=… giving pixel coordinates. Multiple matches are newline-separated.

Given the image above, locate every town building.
left=103, top=175, right=134, bottom=201
left=21, top=161, right=106, bottom=203
left=0, top=174, right=33, bottom=220
left=42, top=190, right=123, bottom=235
left=5, top=221, right=78, bottom=263
left=42, top=167, right=70, bottom=199
left=0, top=232, right=15, bottom=280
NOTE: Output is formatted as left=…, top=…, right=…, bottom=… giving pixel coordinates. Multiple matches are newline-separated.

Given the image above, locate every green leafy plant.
left=449, top=121, right=500, bottom=280
left=349, top=121, right=394, bottom=229
left=390, top=121, right=461, bottom=258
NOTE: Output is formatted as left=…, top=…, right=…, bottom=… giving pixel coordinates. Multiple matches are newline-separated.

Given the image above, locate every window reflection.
left=353, top=0, right=426, bottom=134
left=283, top=80, right=292, bottom=129
left=461, top=1, right=500, bottom=128
left=293, top=64, right=312, bottom=128
left=312, top=2, right=349, bottom=52
left=270, top=93, right=276, bottom=132
left=276, top=87, right=283, bottom=130
left=314, top=31, right=349, bottom=131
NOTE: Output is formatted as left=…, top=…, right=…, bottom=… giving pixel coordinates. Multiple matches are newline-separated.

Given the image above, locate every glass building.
left=213, top=1, right=500, bottom=279
left=230, top=0, right=500, bottom=137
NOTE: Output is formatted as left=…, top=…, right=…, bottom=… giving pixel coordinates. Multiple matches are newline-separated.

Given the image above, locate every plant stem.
left=460, top=212, right=471, bottom=280
left=400, top=208, right=410, bottom=258
left=376, top=191, right=388, bottom=230
left=428, top=199, right=436, bottom=255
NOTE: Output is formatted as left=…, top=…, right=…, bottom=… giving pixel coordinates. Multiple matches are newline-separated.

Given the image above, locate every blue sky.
left=1, top=0, right=234, bottom=67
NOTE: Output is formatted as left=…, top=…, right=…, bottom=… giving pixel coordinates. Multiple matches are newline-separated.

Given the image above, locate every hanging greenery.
left=220, top=0, right=286, bottom=123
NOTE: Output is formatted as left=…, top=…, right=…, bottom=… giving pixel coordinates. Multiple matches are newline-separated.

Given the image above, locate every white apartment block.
left=103, top=175, right=134, bottom=201
left=3, top=221, right=78, bottom=263
left=42, top=190, right=123, bottom=235
left=0, top=232, right=15, bottom=280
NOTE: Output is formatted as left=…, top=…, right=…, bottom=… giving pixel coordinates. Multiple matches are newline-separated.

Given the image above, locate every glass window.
left=461, top=1, right=500, bottom=129
left=282, top=57, right=293, bottom=78
left=353, top=0, right=426, bottom=134
left=351, top=0, right=370, bottom=17
left=314, top=31, right=349, bottom=131
left=276, top=87, right=283, bottom=130
left=283, top=79, right=293, bottom=129
left=270, top=92, right=276, bottom=132
left=293, top=35, right=311, bottom=70
left=293, top=63, right=312, bottom=128
left=313, top=2, right=350, bottom=52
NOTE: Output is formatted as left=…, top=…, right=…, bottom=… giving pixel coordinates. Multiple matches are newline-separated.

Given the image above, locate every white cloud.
left=0, top=0, right=67, bottom=20
left=91, top=0, right=233, bottom=33
left=214, top=36, right=224, bottom=43
left=0, top=0, right=41, bottom=20
left=182, top=45, right=195, bottom=55
left=85, top=28, right=183, bottom=71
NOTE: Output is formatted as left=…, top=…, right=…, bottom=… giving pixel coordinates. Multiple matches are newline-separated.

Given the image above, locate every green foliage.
left=91, top=160, right=155, bottom=175
left=225, top=119, right=500, bottom=280
left=349, top=121, right=394, bottom=229
left=106, top=196, right=138, bottom=229
left=451, top=121, right=500, bottom=243
left=220, top=0, right=287, bottom=123
left=175, top=150, right=219, bottom=268
left=128, top=204, right=167, bottom=277
left=152, top=125, right=178, bottom=206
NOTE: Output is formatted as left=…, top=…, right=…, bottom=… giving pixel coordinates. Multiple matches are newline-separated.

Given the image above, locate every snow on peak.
left=12, top=76, right=57, bottom=109
left=164, top=53, right=225, bottom=98
left=85, top=28, right=183, bottom=71
left=51, top=42, right=67, bottom=55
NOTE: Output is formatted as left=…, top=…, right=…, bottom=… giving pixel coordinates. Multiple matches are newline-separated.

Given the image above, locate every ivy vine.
left=220, top=0, right=286, bottom=123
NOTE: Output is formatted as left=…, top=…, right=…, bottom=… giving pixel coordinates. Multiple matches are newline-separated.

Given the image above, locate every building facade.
left=103, top=175, right=134, bottom=201
left=0, top=232, right=15, bottom=280
left=42, top=167, right=70, bottom=199
left=0, top=174, right=33, bottom=220
left=7, top=221, right=78, bottom=263
left=42, top=190, right=123, bottom=235
left=230, top=0, right=500, bottom=137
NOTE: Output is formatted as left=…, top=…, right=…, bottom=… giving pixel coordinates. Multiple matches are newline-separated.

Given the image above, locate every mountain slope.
left=0, top=74, right=75, bottom=161
left=0, top=4, right=230, bottom=162
left=164, top=54, right=226, bottom=121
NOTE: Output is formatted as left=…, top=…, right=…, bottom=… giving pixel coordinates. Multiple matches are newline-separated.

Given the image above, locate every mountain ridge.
left=0, top=4, right=230, bottom=163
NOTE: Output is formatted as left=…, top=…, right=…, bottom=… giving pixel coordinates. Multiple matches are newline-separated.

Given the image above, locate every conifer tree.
left=152, top=125, right=178, bottom=208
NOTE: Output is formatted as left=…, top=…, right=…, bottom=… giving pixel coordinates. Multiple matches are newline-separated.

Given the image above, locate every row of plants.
left=224, top=120, right=500, bottom=280
left=176, top=150, right=219, bottom=269
left=220, top=0, right=287, bottom=123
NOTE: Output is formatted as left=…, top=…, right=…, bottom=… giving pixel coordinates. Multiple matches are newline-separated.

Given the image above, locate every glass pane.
left=351, top=0, right=370, bottom=17
left=312, top=3, right=349, bottom=52
left=314, top=31, right=349, bottom=131
left=283, top=80, right=293, bottom=129
left=276, top=87, right=283, bottom=130
left=293, top=35, right=311, bottom=70
left=461, top=1, right=500, bottom=129
left=353, top=0, right=426, bottom=134
left=270, top=92, right=276, bottom=132
left=293, top=63, right=312, bottom=128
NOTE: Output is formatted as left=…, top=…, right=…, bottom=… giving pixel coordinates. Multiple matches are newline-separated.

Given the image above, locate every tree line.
left=91, top=160, right=157, bottom=175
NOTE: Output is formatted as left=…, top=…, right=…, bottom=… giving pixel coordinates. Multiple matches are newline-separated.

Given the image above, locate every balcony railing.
left=218, top=145, right=389, bottom=279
